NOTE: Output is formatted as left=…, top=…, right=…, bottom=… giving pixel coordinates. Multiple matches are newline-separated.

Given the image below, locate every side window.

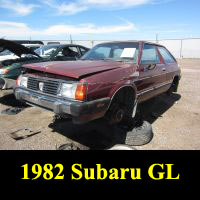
left=56, top=47, right=79, bottom=58
left=158, top=47, right=176, bottom=63
left=68, top=46, right=79, bottom=54
left=141, top=44, right=160, bottom=65
left=80, top=47, right=88, bottom=55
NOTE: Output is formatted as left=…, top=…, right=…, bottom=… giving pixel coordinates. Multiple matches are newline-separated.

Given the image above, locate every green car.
left=0, top=39, right=42, bottom=89
left=0, top=63, right=21, bottom=89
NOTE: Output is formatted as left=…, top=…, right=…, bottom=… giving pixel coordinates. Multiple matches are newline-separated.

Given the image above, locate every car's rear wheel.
left=167, top=76, right=179, bottom=95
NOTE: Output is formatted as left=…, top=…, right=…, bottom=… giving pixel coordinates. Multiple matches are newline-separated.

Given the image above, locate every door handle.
left=162, top=68, right=166, bottom=71
left=147, top=64, right=156, bottom=70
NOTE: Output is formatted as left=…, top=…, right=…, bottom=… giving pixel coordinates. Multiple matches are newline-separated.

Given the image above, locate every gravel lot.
left=0, top=59, right=199, bottom=150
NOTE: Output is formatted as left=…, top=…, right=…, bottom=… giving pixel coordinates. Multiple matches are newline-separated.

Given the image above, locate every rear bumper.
left=0, top=78, right=16, bottom=90
left=14, top=87, right=110, bottom=124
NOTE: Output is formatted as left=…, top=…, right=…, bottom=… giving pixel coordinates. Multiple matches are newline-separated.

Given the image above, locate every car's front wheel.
left=105, top=88, right=136, bottom=125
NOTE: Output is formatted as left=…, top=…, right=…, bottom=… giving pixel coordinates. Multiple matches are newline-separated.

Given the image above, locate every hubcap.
left=115, top=109, right=124, bottom=123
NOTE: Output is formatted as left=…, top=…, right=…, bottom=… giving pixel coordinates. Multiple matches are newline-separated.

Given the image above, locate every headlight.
left=17, top=75, right=28, bottom=88
left=59, top=83, right=87, bottom=101
left=0, top=68, right=9, bottom=75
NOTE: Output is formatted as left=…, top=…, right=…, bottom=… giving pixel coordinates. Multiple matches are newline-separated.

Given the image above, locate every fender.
left=107, top=83, right=138, bottom=111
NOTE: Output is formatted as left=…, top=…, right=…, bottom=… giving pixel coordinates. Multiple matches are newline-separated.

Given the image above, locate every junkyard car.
left=0, top=39, right=89, bottom=89
left=0, top=44, right=42, bottom=62
left=34, top=44, right=89, bottom=61
left=14, top=41, right=181, bottom=124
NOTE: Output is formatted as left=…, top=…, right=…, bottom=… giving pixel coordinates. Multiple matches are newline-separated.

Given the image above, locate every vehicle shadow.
left=49, top=118, right=128, bottom=150
left=0, top=91, right=28, bottom=108
left=49, top=93, right=181, bottom=150
left=138, top=93, right=181, bottom=124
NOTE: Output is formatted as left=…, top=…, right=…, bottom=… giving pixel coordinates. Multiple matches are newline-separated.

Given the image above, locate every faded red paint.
left=23, top=41, right=181, bottom=103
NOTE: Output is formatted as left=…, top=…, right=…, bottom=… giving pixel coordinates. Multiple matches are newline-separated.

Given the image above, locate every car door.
left=135, top=43, right=166, bottom=102
left=157, top=46, right=177, bottom=85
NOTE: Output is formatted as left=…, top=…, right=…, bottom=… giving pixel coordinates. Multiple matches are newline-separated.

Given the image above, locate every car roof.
left=97, top=40, right=164, bottom=47
left=43, top=44, right=88, bottom=48
left=23, top=44, right=43, bottom=47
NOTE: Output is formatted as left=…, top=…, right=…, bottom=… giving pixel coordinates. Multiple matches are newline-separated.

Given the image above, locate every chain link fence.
left=42, top=38, right=200, bottom=59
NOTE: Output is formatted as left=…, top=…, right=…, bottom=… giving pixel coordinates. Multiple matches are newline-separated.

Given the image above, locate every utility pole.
left=156, top=34, right=159, bottom=43
left=180, top=39, right=183, bottom=59
left=70, top=34, right=73, bottom=44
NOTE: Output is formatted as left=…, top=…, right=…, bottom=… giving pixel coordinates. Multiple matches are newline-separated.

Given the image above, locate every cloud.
left=56, top=3, right=88, bottom=15
left=0, top=0, right=174, bottom=16
left=82, top=0, right=151, bottom=9
left=0, top=20, right=137, bottom=39
left=43, top=0, right=88, bottom=15
left=44, top=21, right=136, bottom=35
left=42, top=0, right=155, bottom=15
left=0, top=0, right=39, bottom=16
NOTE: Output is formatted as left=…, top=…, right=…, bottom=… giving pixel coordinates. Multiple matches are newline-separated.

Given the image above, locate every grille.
left=27, top=76, right=60, bottom=96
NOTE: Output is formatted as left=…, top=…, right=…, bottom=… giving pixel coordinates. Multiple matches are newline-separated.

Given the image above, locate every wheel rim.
left=115, top=109, right=125, bottom=123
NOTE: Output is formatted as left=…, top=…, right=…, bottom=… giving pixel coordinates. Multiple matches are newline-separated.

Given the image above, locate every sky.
left=0, top=0, right=199, bottom=41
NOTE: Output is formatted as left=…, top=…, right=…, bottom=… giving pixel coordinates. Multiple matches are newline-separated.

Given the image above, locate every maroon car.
left=14, top=41, right=181, bottom=124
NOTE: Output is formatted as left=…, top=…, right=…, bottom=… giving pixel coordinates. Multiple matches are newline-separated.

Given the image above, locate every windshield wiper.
left=103, top=58, right=113, bottom=61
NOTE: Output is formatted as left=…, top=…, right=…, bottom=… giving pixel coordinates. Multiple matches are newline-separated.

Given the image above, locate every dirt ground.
left=0, top=59, right=199, bottom=150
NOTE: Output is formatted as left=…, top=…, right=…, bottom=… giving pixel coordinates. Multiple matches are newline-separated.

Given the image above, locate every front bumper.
left=14, top=88, right=110, bottom=124
left=0, top=78, right=16, bottom=89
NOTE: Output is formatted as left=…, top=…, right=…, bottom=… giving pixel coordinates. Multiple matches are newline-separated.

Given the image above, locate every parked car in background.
left=34, top=44, right=89, bottom=61
left=0, top=44, right=42, bottom=62
left=0, top=39, right=89, bottom=89
left=0, top=49, right=19, bottom=62
left=14, top=41, right=181, bottom=125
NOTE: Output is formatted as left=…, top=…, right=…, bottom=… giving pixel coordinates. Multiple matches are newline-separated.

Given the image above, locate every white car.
left=0, top=50, right=19, bottom=61
left=0, top=44, right=42, bottom=62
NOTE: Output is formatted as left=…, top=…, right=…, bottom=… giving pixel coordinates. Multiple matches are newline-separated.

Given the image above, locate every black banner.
left=0, top=151, right=199, bottom=186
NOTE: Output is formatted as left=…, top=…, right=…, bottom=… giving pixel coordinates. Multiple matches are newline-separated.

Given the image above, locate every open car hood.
left=0, top=39, right=40, bottom=58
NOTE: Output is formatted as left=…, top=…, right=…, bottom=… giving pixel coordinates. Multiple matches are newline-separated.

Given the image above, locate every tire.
left=125, top=121, right=153, bottom=146
left=167, top=78, right=179, bottom=95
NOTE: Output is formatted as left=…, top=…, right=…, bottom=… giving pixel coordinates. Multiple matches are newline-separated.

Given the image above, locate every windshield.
left=81, top=42, right=139, bottom=63
left=34, top=45, right=59, bottom=58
